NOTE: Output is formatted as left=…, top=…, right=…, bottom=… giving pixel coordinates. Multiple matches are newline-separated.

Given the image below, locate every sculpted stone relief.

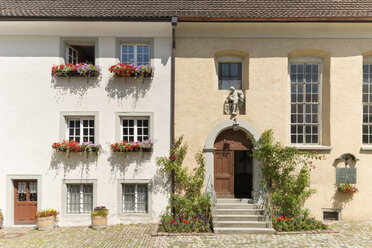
left=224, top=86, right=244, bottom=115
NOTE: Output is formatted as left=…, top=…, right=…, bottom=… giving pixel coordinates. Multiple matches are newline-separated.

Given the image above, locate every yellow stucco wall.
left=175, top=23, right=372, bottom=220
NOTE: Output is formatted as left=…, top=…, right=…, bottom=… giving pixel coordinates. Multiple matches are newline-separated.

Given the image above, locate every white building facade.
left=0, top=21, right=172, bottom=226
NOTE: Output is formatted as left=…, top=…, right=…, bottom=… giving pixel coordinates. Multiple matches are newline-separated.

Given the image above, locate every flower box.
left=52, top=63, right=101, bottom=77
left=52, top=140, right=101, bottom=153
left=110, top=140, right=153, bottom=152
left=108, top=63, right=154, bottom=78
left=336, top=183, right=358, bottom=194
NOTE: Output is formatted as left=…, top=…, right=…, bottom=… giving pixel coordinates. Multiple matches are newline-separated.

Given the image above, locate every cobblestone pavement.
left=0, top=221, right=371, bottom=248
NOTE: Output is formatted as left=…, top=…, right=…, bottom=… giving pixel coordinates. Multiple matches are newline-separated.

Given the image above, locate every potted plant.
left=91, top=206, right=109, bottom=229
left=52, top=140, right=101, bottom=154
left=110, top=140, right=153, bottom=153
left=0, top=209, right=3, bottom=229
left=51, top=63, right=101, bottom=77
left=337, top=183, right=358, bottom=194
left=108, top=63, right=154, bottom=79
left=35, top=208, right=59, bottom=231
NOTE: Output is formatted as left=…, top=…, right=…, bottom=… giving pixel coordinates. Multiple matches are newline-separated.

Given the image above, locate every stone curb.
left=151, top=224, right=215, bottom=237
left=276, top=230, right=339, bottom=235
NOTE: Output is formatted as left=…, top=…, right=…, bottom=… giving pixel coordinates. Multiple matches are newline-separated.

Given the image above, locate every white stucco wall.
left=0, top=22, right=172, bottom=226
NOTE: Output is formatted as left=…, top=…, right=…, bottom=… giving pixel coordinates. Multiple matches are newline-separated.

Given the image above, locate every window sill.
left=360, top=145, right=372, bottom=151
left=61, top=213, right=91, bottom=218
left=289, top=145, right=332, bottom=151
left=118, top=212, right=151, bottom=218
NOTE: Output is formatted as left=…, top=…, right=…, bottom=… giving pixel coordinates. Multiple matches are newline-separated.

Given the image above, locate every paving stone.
left=0, top=221, right=371, bottom=247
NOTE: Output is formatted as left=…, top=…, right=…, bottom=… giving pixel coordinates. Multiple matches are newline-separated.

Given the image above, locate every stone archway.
left=204, top=119, right=264, bottom=203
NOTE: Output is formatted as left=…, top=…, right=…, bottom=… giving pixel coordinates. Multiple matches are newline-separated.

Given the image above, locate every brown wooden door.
left=214, top=150, right=234, bottom=198
left=14, top=180, right=37, bottom=224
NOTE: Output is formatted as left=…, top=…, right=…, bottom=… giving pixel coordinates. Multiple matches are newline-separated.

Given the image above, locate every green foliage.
left=156, top=136, right=211, bottom=222
left=273, top=214, right=328, bottom=232
left=159, top=215, right=212, bottom=233
left=251, top=130, right=323, bottom=218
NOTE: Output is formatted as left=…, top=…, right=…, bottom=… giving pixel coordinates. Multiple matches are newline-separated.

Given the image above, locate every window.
left=67, top=118, right=95, bottom=143
left=121, top=45, right=150, bottom=66
left=122, top=184, right=148, bottom=213
left=66, top=184, right=93, bottom=214
left=61, top=38, right=97, bottom=65
left=121, top=118, right=149, bottom=142
left=290, top=62, right=321, bottom=144
left=322, top=209, right=340, bottom=221
left=218, top=62, right=242, bottom=90
left=363, top=63, right=372, bottom=144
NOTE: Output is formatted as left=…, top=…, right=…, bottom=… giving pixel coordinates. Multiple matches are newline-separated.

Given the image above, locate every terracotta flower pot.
left=91, top=215, right=107, bottom=229
left=36, top=216, right=55, bottom=231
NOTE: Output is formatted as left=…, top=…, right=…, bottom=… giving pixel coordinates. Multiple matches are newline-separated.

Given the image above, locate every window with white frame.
left=290, top=60, right=321, bottom=144
left=363, top=62, right=372, bottom=144
left=67, top=118, right=95, bottom=143
left=122, top=184, right=148, bottom=213
left=121, top=45, right=150, bottom=66
left=121, top=117, right=149, bottom=142
left=66, top=184, right=93, bottom=214
left=67, top=45, right=78, bottom=64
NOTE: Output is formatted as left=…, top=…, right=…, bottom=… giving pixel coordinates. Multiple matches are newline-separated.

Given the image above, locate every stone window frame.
left=217, top=56, right=244, bottom=90
left=61, top=179, right=97, bottom=218
left=116, top=179, right=152, bottom=218
left=6, top=174, right=42, bottom=226
left=59, top=37, right=99, bottom=65
left=59, top=111, right=99, bottom=144
left=114, top=112, right=154, bottom=142
left=289, top=56, right=323, bottom=146
left=115, top=38, right=154, bottom=66
left=322, top=208, right=341, bottom=221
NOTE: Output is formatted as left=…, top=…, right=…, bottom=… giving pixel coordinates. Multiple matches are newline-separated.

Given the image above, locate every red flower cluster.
left=171, top=219, right=175, bottom=223
left=169, top=154, right=178, bottom=161
left=277, top=216, right=291, bottom=221
left=108, top=63, right=136, bottom=78
left=181, top=219, right=190, bottom=224
left=338, top=183, right=358, bottom=194
left=51, top=64, right=76, bottom=76
left=52, top=140, right=82, bottom=152
left=110, top=140, right=153, bottom=152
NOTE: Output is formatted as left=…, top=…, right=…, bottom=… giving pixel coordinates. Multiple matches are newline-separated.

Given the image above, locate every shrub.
left=159, top=215, right=212, bottom=233
left=273, top=214, right=328, bottom=232
left=91, top=206, right=109, bottom=217
left=156, top=137, right=212, bottom=232
left=251, top=130, right=323, bottom=218
left=35, top=209, right=59, bottom=218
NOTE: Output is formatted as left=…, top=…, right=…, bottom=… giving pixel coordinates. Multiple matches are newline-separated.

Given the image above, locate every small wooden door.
left=214, top=150, right=234, bottom=198
left=14, top=180, right=37, bottom=224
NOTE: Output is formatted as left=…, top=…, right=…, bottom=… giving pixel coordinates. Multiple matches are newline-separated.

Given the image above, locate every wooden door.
left=214, top=150, right=234, bottom=198
left=14, top=180, right=37, bottom=224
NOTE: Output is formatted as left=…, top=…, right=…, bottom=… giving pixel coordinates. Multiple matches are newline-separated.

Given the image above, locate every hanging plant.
left=336, top=183, right=358, bottom=194
left=108, top=63, right=154, bottom=79
left=51, top=63, right=101, bottom=77
left=110, top=140, right=153, bottom=152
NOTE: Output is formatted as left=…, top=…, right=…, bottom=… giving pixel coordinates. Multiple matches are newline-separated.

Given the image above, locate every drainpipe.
left=170, top=16, right=178, bottom=217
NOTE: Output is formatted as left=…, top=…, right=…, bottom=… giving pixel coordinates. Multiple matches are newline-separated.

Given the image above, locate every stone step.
left=216, top=198, right=254, bottom=204
left=216, top=221, right=267, bottom=228
left=215, top=215, right=266, bottom=222
left=215, top=209, right=265, bottom=215
left=215, top=203, right=261, bottom=210
left=214, top=227, right=276, bottom=234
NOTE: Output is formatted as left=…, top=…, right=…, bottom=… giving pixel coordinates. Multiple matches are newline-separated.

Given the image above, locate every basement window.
left=322, top=209, right=340, bottom=221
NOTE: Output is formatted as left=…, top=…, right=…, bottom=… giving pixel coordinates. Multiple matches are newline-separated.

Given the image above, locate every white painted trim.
left=289, top=145, right=332, bottom=151
left=360, top=145, right=372, bottom=151
left=5, top=174, right=42, bottom=227
left=115, top=112, right=154, bottom=142
left=120, top=44, right=151, bottom=66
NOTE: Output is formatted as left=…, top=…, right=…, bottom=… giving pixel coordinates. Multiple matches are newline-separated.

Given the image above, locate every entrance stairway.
left=213, top=198, right=276, bottom=234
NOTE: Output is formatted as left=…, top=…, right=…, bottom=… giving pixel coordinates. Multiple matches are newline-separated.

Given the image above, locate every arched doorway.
left=214, top=129, right=253, bottom=198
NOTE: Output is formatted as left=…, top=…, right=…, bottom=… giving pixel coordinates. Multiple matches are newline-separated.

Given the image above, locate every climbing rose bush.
left=110, top=140, right=153, bottom=152
left=51, top=63, right=101, bottom=76
left=108, top=63, right=154, bottom=78
left=52, top=140, right=101, bottom=153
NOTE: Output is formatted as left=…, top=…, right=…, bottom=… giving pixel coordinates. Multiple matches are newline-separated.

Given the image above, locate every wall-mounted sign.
left=336, top=168, right=357, bottom=184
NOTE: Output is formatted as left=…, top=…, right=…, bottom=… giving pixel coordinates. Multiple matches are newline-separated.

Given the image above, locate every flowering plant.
left=91, top=206, right=109, bottom=217
left=52, top=140, right=101, bottom=153
left=337, top=183, right=358, bottom=194
left=273, top=213, right=328, bottom=232
left=108, top=63, right=154, bottom=78
left=159, top=215, right=212, bottom=233
left=35, top=208, right=59, bottom=218
left=110, top=140, right=153, bottom=152
left=169, top=154, right=178, bottom=161
left=51, top=63, right=101, bottom=77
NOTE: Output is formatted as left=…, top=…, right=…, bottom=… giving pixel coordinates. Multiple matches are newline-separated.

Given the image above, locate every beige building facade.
left=175, top=22, right=372, bottom=221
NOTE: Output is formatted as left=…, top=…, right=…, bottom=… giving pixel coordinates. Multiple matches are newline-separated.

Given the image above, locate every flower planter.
left=91, top=215, right=107, bottom=229
left=36, top=216, right=55, bottom=231
left=54, top=71, right=100, bottom=77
